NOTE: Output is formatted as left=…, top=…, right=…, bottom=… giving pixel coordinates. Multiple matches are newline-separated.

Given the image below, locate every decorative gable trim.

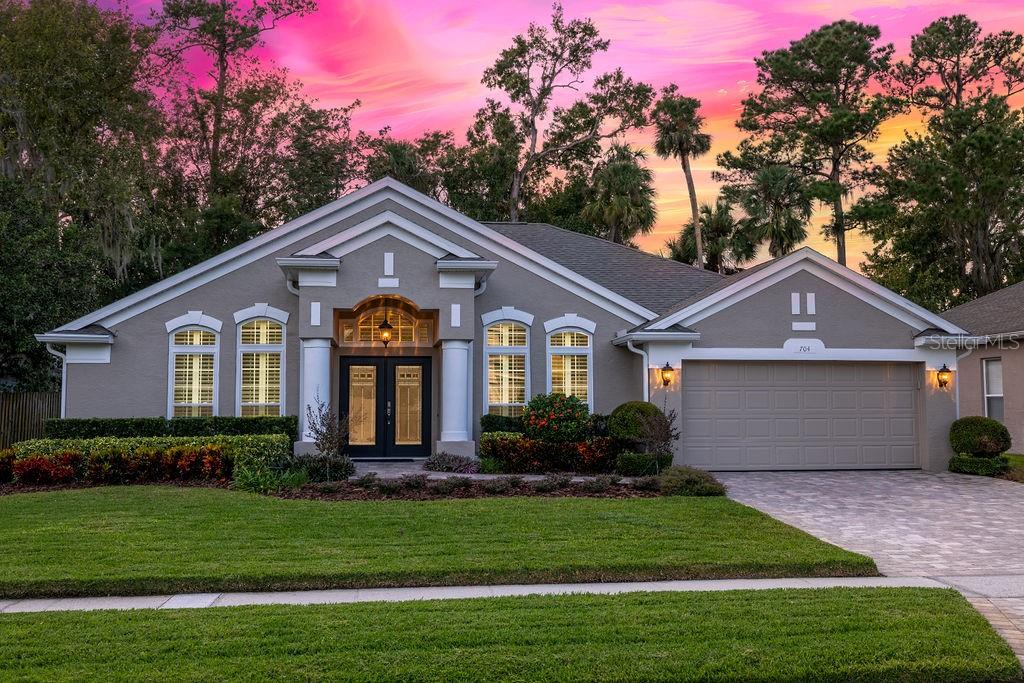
left=646, top=248, right=967, bottom=335
left=295, top=210, right=480, bottom=260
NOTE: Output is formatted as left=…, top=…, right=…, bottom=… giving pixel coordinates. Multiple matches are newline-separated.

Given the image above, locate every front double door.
left=340, top=357, right=431, bottom=458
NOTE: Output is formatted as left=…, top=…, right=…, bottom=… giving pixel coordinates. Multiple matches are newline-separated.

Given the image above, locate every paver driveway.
left=719, top=470, right=1024, bottom=577
left=720, top=470, right=1024, bottom=659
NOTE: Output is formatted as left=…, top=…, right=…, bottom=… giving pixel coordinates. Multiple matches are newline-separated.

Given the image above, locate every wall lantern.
left=378, top=315, right=394, bottom=347
left=660, top=362, right=675, bottom=387
left=936, top=363, right=952, bottom=388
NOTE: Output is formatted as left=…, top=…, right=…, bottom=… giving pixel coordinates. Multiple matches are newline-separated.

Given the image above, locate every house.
left=36, top=178, right=965, bottom=470
left=943, top=282, right=1024, bottom=449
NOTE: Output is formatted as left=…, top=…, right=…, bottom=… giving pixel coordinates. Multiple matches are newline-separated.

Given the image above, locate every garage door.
left=681, top=361, right=919, bottom=470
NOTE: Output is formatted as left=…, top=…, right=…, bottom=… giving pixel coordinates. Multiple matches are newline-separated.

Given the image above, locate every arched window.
left=169, top=327, right=218, bottom=417
left=339, top=308, right=432, bottom=346
left=238, top=318, right=285, bottom=416
left=547, top=329, right=593, bottom=410
left=485, top=321, right=529, bottom=416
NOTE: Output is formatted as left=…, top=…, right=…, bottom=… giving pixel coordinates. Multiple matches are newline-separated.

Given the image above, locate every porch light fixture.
left=660, top=362, right=675, bottom=387
left=936, top=364, right=952, bottom=388
left=378, top=315, right=394, bottom=347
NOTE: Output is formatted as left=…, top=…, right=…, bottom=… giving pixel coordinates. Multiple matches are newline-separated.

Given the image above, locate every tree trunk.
left=509, top=170, right=522, bottom=222
left=832, top=194, right=846, bottom=267
left=682, top=155, right=703, bottom=269
left=209, top=0, right=230, bottom=197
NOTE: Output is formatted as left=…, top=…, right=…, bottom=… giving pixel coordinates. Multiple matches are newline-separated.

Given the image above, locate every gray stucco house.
left=943, top=281, right=1024, bottom=450
left=37, top=178, right=966, bottom=470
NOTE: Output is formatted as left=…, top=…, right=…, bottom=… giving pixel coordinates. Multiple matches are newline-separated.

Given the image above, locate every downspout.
left=285, top=278, right=299, bottom=296
left=45, top=343, right=67, bottom=419
left=473, top=278, right=487, bottom=297
left=625, top=339, right=649, bottom=401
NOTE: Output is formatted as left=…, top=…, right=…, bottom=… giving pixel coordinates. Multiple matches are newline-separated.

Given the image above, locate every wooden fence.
left=0, top=392, right=60, bottom=448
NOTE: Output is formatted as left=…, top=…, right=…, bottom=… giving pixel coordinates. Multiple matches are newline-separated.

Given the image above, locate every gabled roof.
left=942, top=279, right=1024, bottom=336
left=483, top=222, right=724, bottom=314
left=639, top=246, right=967, bottom=335
left=46, top=178, right=668, bottom=333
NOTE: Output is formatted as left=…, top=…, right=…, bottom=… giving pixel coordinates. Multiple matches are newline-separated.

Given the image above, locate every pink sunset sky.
left=121, top=0, right=1024, bottom=268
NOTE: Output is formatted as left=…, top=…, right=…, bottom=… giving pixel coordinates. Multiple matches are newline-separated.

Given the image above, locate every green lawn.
left=0, top=486, right=875, bottom=598
left=1, top=588, right=1019, bottom=682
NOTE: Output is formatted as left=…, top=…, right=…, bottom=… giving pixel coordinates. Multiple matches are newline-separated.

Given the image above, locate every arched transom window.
left=485, top=321, right=529, bottom=416
left=170, top=328, right=218, bottom=417
left=548, top=329, right=592, bottom=409
left=239, top=318, right=284, bottom=417
left=340, top=309, right=432, bottom=346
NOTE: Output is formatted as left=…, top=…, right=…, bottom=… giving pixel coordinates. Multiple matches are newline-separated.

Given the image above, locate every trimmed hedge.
left=43, top=416, right=299, bottom=441
left=480, top=414, right=524, bottom=434
left=10, top=435, right=292, bottom=487
left=479, top=432, right=615, bottom=474
left=615, top=451, right=673, bottom=476
left=949, top=416, right=1011, bottom=457
left=949, top=454, right=1011, bottom=477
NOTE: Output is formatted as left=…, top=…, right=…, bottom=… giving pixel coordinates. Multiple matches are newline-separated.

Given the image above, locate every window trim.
left=483, top=319, right=531, bottom=417
left=167, top=325, right=220, bottom=418
left=235, top=317, right=287, bottom=417
left=546, top=327, right=594, bottom=411
left=983, top=357, right=1004, bottom=420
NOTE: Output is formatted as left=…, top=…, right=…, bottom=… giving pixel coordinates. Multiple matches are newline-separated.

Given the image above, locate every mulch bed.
left=275, top=480, right=661, bottom=502
left=0, top=479, right=662, bottom=500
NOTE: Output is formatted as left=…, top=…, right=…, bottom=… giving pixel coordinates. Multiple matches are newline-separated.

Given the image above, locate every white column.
left=440, top=339, right=471, bottom=442
left=300, top=338, right=332, bottom=441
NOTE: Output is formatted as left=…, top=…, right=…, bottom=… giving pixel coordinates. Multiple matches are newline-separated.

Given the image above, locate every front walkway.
left=0, top=576, right=942, bottom=614
left=720, top=470, right=1024, bottom=660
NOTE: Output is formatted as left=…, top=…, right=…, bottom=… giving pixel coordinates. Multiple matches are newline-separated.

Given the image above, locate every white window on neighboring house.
left=547, top=329, right=593, bottom=410
left=984, top=358, right=1004, bottom=421
left=485, top=321, right=529, bottom=417
left=169, top=327, right=218, bottom=417
left=238, top=318, right=285, bottom=417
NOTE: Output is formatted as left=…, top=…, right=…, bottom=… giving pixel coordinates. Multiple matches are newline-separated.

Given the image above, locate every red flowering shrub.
left=523, top=393, right=590, bottom=443
left=14, top=451, right=82, bottom=485
left=574, top=437, right=616, bottom=473
left=0, top=448, right=14, bottom=484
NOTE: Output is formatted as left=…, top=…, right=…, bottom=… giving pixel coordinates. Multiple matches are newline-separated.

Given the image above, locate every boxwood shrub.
left=949, top=416, right=1012, bottom=457
left=608, top=401, right=663, bottom=445
left=948, top=453, right=1011, bottom=477
left=43, top=416, right=299, bottom=441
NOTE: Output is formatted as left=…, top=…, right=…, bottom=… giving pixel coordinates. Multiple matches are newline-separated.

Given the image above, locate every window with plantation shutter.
left=547, top=329, right=592, bottom=410
left=485, top=321, right=529, bottom=416
left=238, top=319, right=285, bottom=417
left=169, top=327, right=218, bottom=417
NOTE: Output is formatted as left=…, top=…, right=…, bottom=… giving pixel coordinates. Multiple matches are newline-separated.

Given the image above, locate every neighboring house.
left=943, top=282, right=1024, bottom=450
left=36, top=178, right=965, bottom=470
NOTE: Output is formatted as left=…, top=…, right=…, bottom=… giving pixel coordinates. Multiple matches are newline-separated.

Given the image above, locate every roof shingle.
left=482, top=222, right=724, bottom=314
left=942, top=280, right=1024, bottom=336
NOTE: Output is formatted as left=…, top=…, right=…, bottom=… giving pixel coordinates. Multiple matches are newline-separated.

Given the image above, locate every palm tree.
left=665, top=199, right=756, bottom=274
left=652, top=84, right=712, bottom=268
left=582, top=145, right=656, bottom=245
left=729, top=165, right=812, bottom=258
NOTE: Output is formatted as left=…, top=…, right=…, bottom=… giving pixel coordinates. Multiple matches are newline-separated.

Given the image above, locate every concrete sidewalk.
left=0, top=576, right=944, bottom=614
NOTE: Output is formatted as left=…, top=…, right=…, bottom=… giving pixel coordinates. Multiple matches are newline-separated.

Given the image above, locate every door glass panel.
left=349, top=366, right=377, bottom=446
left=395, top=365, right=422, bottom=446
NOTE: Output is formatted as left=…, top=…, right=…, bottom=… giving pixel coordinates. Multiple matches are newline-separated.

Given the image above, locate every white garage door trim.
left=681, top=361, right=921, bottom=471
